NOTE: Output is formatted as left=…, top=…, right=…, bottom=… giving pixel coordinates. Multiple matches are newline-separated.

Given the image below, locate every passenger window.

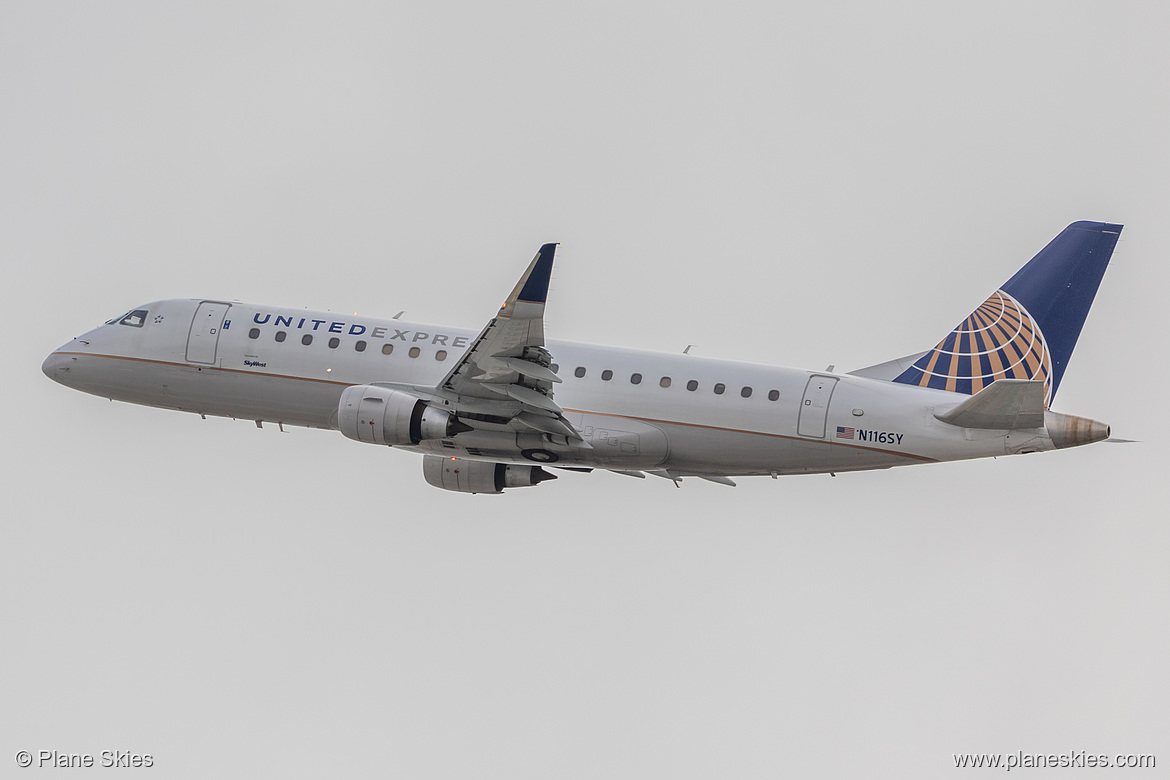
left=435, top=350, right=447, bottom=360
left=659, top=377, right=671, bottom=388
left=768, top=389, right=780, bottom=401
left=328, top=337, right=340, bottom=349
left=275, top=331, right=287, bottom=343
left=601, top=370, right=613, bottom=381
left=302, top=334, right=313, bottom=346
left=631, top=373, right=642, bottom=385
left=355, top=340, right=367, bottom=352
left=714, top=383, right=725, bottom=395
left=382, top=344, right=394, bottom=355
left=686, top=380, right=698, bottom=391
left=741, top=386, right=753, bottom=398
left=248, top=328, right=260, bottom=340
left=409, top=347, right=421, bottom=358
left=574, top=367, right=586, bottom=378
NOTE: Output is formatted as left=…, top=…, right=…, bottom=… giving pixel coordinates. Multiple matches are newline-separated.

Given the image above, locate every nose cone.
left=42, top=349, right=76, bottom=386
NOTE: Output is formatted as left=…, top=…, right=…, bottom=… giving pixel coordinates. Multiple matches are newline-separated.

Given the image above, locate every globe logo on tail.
left=895, top=290, right=1053, bottom=407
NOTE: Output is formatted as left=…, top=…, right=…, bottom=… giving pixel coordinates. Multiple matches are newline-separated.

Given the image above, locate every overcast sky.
left=2, top=2, right=1167, bottom=777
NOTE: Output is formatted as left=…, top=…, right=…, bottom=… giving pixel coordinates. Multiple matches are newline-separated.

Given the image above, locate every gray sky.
left=3, top=2, right=1167, bottom=777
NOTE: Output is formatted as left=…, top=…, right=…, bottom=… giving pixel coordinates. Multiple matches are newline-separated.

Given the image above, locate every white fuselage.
left=43, top=298, right=1072, bottom=478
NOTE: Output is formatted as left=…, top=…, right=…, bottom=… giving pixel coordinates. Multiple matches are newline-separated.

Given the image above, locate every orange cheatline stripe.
left=560, top=408, right=937, bottom=462
left=52, top=351, right=355, bottom=386
left=56, top=352, right=938, bottom=463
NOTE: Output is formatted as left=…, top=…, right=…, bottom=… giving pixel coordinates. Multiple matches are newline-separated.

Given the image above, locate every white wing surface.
left=433, top=244, right=582, bottom=441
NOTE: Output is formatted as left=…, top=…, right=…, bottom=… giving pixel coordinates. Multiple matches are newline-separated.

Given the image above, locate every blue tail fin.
left=892, top=221, right=1121, bottom=406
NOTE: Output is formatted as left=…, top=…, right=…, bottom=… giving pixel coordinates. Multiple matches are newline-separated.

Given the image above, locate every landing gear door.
left=187, top=301, right=230, bottom=365
left=797, top=375, right=838, bottom=438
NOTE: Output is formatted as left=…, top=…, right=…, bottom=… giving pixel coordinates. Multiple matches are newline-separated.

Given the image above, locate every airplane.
left=42, top=221, right=1120, bottom=493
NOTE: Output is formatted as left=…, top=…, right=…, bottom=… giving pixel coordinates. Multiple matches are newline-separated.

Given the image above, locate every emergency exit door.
left=797, top=375, right=838, bottom=438
left=186, top=301, right=230, bottom=364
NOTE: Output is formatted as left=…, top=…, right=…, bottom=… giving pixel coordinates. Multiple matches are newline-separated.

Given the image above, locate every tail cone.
left=1046, top=411, right=1110, bottom=449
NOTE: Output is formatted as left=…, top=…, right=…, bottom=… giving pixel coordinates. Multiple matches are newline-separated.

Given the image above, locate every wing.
left=433, top=243, right=583, bottom=441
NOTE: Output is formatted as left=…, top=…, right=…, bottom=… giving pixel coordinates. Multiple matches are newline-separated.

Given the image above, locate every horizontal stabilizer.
left=934, top=379, right=1045, bottom=429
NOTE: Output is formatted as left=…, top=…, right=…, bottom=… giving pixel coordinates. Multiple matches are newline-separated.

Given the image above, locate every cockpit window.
left=107, top=309, right=148, bottom=328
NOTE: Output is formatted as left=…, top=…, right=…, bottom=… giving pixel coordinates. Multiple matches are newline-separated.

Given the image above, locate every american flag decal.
left=836, top=426, right=855, bottom=439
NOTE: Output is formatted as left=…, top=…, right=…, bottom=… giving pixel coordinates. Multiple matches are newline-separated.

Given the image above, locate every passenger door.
left=797, top=375, right=838, bottom=438
left=186, top=301, right=230, bottom=364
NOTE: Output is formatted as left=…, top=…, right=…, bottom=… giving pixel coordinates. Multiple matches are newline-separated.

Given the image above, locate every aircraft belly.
left=72, top=355, right=339, bottom=429
left=654, top=420, right=915, bottom=476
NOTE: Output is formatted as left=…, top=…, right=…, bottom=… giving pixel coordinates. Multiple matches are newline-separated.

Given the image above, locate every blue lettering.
left=329, top=321, right=344, bottom=333
left=311, top=319, right=325, bottom=330
left=349, top=324, right=366, bottom=336
left=275, top=315, right=293, bottom=328
left=297, top=317, right=306, bottom=329
left=253, top=313, right=271, bottom=324
left=223, top=319, right=231, bottom=330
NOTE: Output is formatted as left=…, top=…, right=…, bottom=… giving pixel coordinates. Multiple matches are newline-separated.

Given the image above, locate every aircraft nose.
left=42, top=350, right=75, bottom=384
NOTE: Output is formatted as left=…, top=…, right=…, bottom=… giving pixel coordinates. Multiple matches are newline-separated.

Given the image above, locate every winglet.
left=512, top=243, right=557, bottom=305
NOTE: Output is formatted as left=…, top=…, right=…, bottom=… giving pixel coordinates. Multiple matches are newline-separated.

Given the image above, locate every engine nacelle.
left=422, top=455, right=557, bottom=494
left=338, top=385, right=469, bottom=446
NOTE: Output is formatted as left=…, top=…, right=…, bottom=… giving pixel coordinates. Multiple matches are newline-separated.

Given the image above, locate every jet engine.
left=338, top=385, right=470, bottom=446
left=422, top=455, right=557, bottom=494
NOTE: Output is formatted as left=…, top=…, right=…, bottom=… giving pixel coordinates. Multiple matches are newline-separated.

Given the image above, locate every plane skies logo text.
left=836, top=426, right=904, bottom=445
